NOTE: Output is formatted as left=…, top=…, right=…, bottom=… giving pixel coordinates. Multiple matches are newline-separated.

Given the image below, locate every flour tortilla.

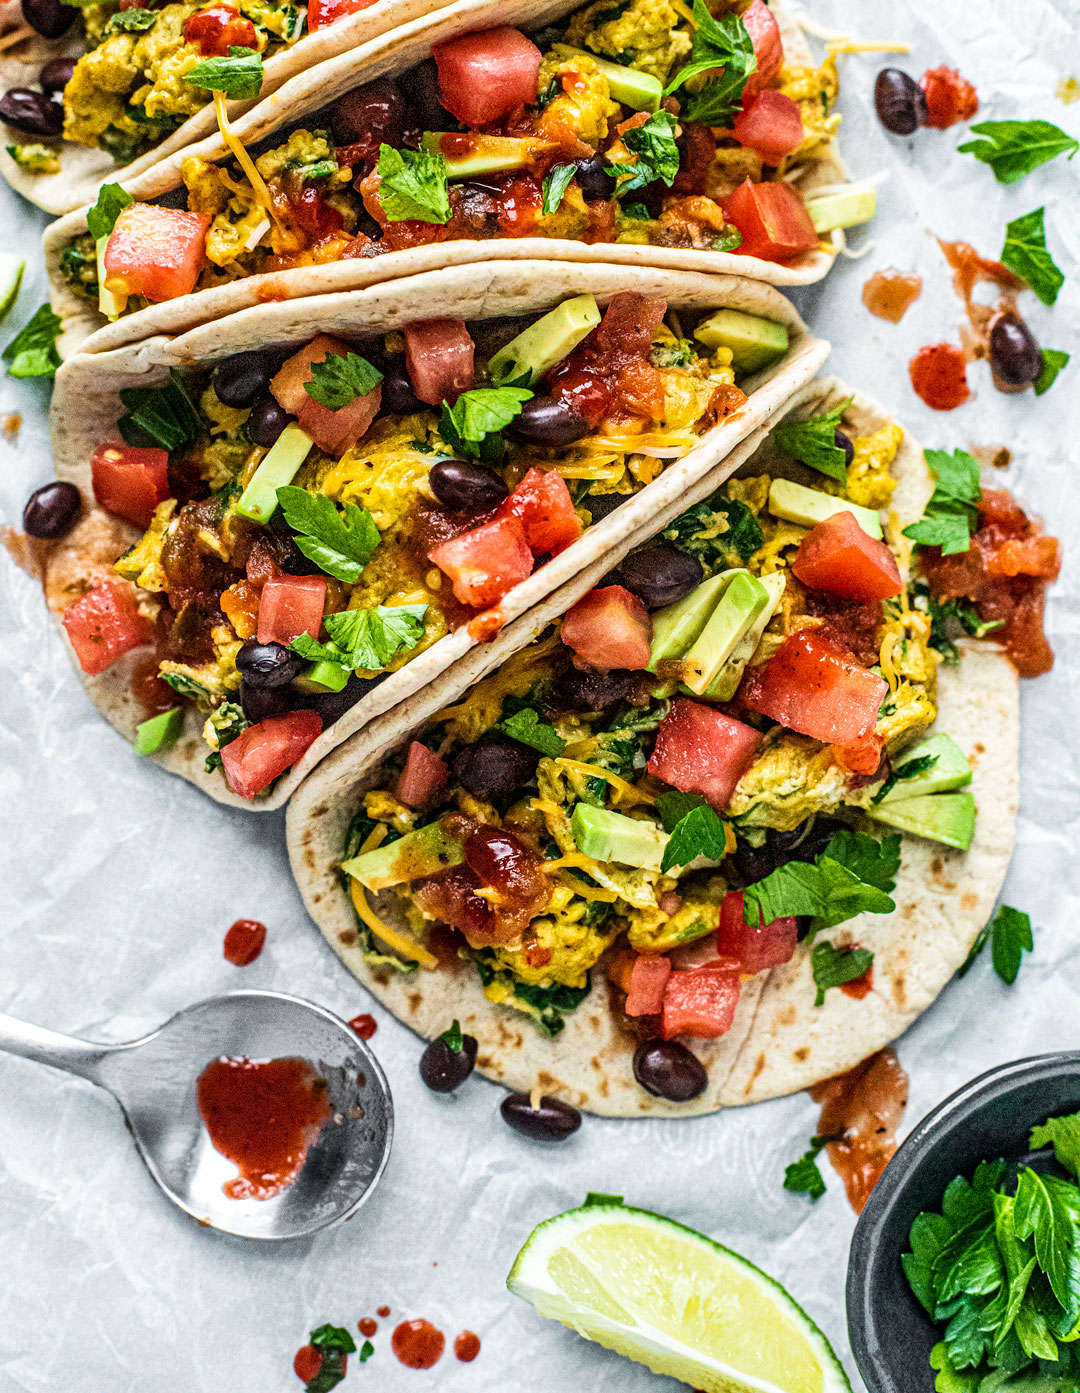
left=46, top=258, right=827, bottom=809
left=284, top=376, right=1019, bottom=1115
left=42, top=0, right=848, bottom=358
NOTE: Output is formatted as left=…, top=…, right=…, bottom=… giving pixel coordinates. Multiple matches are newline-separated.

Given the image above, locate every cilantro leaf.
left=107, top=7, right=157, bottom=30
left=771, top=396, right=855, bottom=483
left=542, top=162, right=577, bottom=216
left=956, top=919, right=990, bottom=978
left=903, top=448, right=982, bottom=556
left=743, top=832, right=897, bottom=936
left=958, top=119, right=1079, bottom=185
left=302, top=352, right=382, bottom=411
left=86, top=182, right=133, bottom=240
left=810, top=941, right=874, bottom=1006
left=655, top=790, right=709, bottom=833
left=660, top=804, right=731, bottom=873
left=1034, top=348, right=1069, bottom=397
left=276, top=486, right=380, bottom=583
left=823, top=829, right=901, bottom=893
left=1001, top=207, right=1064, bottom=307
left=185, top=46, right=264, bottom=100
left=3, top=302, right=62, bottom=379
left=497, top=707, right=566, bottom=758
left=1013, top=1169, right=1078, bottom=1319
left=440, top=1019, right=464, bottom=1053
left=310, top=1326, right=356, bottom=1354
left=990, top=905, right=1033, bottom=984
left=662, top=495, right=763, bottom=569
left=927, top=1341, right=979, bottom=1393
left=713, top=227, right=743, bottom=252
left=359, top=1340, right=374, bottom=1363
left=290, top=604, right=427, bottom=675
left=1030, top=1111, right=1080, bottom=1180
left=784, top=1137, right=827, bottom=1200
left=376, top=144, right=450, bottom=224
left=903, top=1210, right=955, bottom=1315
left=117, top=368, right=202, bottom=450
left=606, top=110, right=679, bottom=195
left=439, top=386, right=532, bottom=461
left=664, top=0, right=756, bottom=127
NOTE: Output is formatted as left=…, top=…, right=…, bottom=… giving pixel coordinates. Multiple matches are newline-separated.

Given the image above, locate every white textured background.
left=1, top=2, right=1079, bottom=1388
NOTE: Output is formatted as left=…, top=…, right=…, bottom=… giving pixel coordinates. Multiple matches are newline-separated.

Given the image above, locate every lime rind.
left=0, top=255, right=25, bottom=326
left=507, top=1202, right=851, bottom=1393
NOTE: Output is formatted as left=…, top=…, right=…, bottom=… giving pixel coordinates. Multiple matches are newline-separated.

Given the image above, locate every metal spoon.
left=0, top=989, right=393, bottom=1240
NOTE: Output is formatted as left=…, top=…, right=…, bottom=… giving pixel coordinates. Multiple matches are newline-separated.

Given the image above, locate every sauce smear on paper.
left=223, top=918, right=267, bottom=965
left=909, top=342, right=970, bottom=410
left=349, top=1013, right=377, bottom=1039
left=358, top=1318, right=377, bottom=1337
left=862, top=269, right=922, bottom=322
left=455, top=1331, right=481, bottom=1362
left=392, top=1319, right=445, bottom=1369
left=293, top=1344, right=323, bottom=1382
left=809, top=1047, right=908, bottom=1213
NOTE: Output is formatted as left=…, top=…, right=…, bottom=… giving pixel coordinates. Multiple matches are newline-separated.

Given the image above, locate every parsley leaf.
left=771, top=396, right=855, bottom=483
left=713, top=227, right=743, bottom=252
left=439, top=386, right=532, bottom=461
left=1013, top=1169, right=1078, bottom=1319
left=958, top=119, right=1079, bottom=185
left=655, top=790, right=708, bottom=833
left=990, top=905, right=1033, bottom=984
left=903, top=448, right=982, bottom=556
left=606, top=110, right=680, bottom=195
left=290, top=604, right=427, bottom=674
left=440, top=1019, right=464, bottom=1053
left=108, top=7, right=157, bottom=30
left=497, top=707, right=566, bottom=757
left=824, top=828, right=901, bottom=893
left=784, top=1137, right=827, bottom=1200
left=276, top=486, right=380, bottom=583
left=662, top=495, right=763, bottom=569
left=376, top=144, right=450, bottom=224
left=3, top=303, right=62, bottom=379
left=86, top=182, right=133, bottom=240
left=185, top=45, right=264, bottom=100
left=664, top=0, right=755, bottom=127
left=117, top=368, right=202, bottom=450
left=310, top=1326, right=356, bottom=1354
left=660, top=804, right=730, bottom=873
left=1034, top=348, right=1069, bottom=397
left=743, top=830, right=897, bottom=935
left=542, top=162, right=577, bottom=216
left=1030, top=1111, right=1080, bottom=1181
left=359, top=1340, right=374, bottom=1363
left=1001, top=207, right=1064, bottom=307
left=303, top=351, right=382, bottom=410
left=811, top=941, right=874, bottom=1006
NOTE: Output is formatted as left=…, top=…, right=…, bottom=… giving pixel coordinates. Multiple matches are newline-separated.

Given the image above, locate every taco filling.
left=53, top=289, right=773, bottom=799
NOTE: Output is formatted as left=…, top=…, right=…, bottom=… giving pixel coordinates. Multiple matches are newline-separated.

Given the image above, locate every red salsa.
left=392, top=1319, right=445, bottom=1369
left=909, top=342, right=970, bottom=410
left=861, top=268, right=922, bottom=323
left=454, top=1331, right=481, bottom=1362
left=293, top=1345, right=323, bottom=1383
left=223, top=918, right=267, bottom=966
left=809, top=1047, right=908, bottom=1213
left=358, top=1317, right=377, bottom=1337
left=349, top=1013, right=377, bottom=1039
left=919, top=66, right=979, bottom=128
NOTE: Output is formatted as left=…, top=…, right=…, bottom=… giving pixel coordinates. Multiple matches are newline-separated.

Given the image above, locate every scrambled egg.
left=626, top=876, right=727, bottom=952
left=538, top=51, right=619, bottom=148
left=778, top=56, right=841, bottom=169
left=114, top=498, right=176, bottom=591
left=490, top=897, right=618, bottom=987
left=564, top=0, right=693, bottom=83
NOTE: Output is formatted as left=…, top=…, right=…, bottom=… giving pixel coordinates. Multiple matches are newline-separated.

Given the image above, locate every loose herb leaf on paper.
left=771, top=396, right=855, bottom=484
left=660, top=804, right=730, bottom=873
left=1034, top=348, right=1070, bottom=397
left=606, top=110, right=680, bottom=195
left=376, top=144, right=451, bottom=224
left=810, top=941, right=874, bottom=1006
left=664, top=0, right=756, bottom=127
left=439, top=386, right=532, bottom=461
left=359, top=1340, right=374, bottom=1363
left=990, top=904, right=1033, bottom=984
left=3, top=303, right=62, bottom=379
left=276, top=487, right=381, bottom=583
left=303, top=352, right=383, bottom=410
left=496, top=707, right=566, bottom=758
left=784, top=1137, right=827, bottom=1200
left=1001, top=207, right=1065, bottom=307
left=310, top=1326, right=357, bottom=1353
left=86, top=181, right=134, bottom=240
left=958, top=119, right=1079, bottom=184
left=541, top=162, right=577, bottom=216
left=117, top=369, right=202, bottom=450
left=903, top=448, right=982, bottom=555
left=184, top=46, right=264, bottom=100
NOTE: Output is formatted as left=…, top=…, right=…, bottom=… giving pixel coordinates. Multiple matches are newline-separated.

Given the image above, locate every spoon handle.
left=0, top=1012, right=109, bottom=1085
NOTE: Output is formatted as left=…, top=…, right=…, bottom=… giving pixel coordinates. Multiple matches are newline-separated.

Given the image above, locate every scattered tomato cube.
left=61, top=582, right=149, bottom=675
left=270, top=333, right=381, bottom=454
left=792, top=511, right=903, bottom=601
left=716, top=891, right=798, bottom=973
left=739, top=630, right=888, bottom=745
left=221, top=709, right=322, bottom=799
left=625, top=955, right=672, bottom=1016
left=661, top=963, right=742, bottom=1039
left=256, top=574, right=327, bottom=645
left=647, top=699, right=763, bottom=809
left=395, top=740, right=448, bottom=809
left=405, top=320, right=475, bottom=405
left=305, top=0, right=375, bottom=28
left=720, top=179, right=818, bottom=262
left=91, top=441, right=169, bottom=529
left=562, top=585, right=652, bottom=671
left=429, top=515, right=532, bottom=608
left=104, top=204, right=210, bottom=303
left=733, top=91, right=804, bottom=164
left=432, top=27, right=542, bottom=127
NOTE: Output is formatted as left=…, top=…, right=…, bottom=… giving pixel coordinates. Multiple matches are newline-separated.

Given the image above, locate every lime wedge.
left=0, top=255, right=25, bottom=326
left=507, top=1202, right=851, bottom=1393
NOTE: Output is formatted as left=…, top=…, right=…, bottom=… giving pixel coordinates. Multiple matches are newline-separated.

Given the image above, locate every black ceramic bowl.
left=846, top=1052, right=1080, bottom=1393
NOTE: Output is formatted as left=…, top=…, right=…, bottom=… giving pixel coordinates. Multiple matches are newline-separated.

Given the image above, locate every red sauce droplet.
left=809, top=1047, right=908, bottom=1213
left=293, top=1344, right=323, bottom=1383
left=919, top=66, right=979, bottom=128
left=223, top=918, right=267, bottom=966
left=861, top=268, right=922, bottom=323
left=392, top=1319, right=445, bottom=1369
left=454, top=1331, right=481, bottom=1363
left=131, top=656, right=176, bottom=716
left=349, top=1013, right=377, bottom=1039
left=839, top=956, right=874, bottom=999
left=197, top=1057, right=332, bottom=1200
left=358, top=1317, right=377, bottom=1337
left=909, top=342, right=970, bottom=410
left=377, top=1306, right=391, bottom=1318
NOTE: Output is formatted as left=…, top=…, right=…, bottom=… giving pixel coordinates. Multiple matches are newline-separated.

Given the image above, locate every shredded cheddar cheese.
left=350, top=880, right=438, bottom=970
left=212, top=90, right=280, bottom=227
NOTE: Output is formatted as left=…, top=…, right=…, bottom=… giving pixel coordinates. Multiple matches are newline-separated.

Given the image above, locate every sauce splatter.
left=392, top=1319, right=445, bottom=1369
left=809, top=1047, right=908, bottom=1213
left=349, top=1013, right=377, bottom=1039
left=377, top=1306, right=391, bottom=1318
left=223, top=918, right=267, bottom=966
left=197, top=1056, right=331, bottom=1200
left=358, top=1318, right=377, bottom=1337
left=293, top=1345, right=323, bottom=1383
left=919, top=66, right=978, bottom=128
left=839, top=960, right=874, bottom=999
left=861, top=268, right=922, bottom=322
left=131, top=657, right=176, bottom=716
left=454, top=1331, right=481, bottom=1363
left=909, top=342, right=970, bottom=410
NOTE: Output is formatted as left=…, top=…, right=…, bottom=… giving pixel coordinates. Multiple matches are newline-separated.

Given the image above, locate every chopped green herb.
left=86, top=182, right=134, bottom=241
left=810, top=941, right=874, bottom=1006
left=784, top=1138, right=827, bottom=1200
left=276, top=486, right=380, bottom=583
left=185, top=45, right=264, bottom=100
left=958, top=119, right=1079, bottom=185
left=663, top=0, right=755, bottom=127
left=660, top=804, right=730, bottom=873
left=377, top=144, right=451, bottom=224
left=620, top=201, right=651, bottom=220
left=3, top=303, right=62, bottom=379
left=440, top=386, right=532, bottom=461
left=655, top=790, right=709, bottom=833
left=771, top=396, right=855, bottom=484
left=662, top=495, right=763, bottom=570
left=1034, top=348, right=1069, bottom=397
left=541, top=162, right=577, bottom=215
left=743, top=830, right=898, bottom=936
left=903, top=448, right=982, bottom=556
left=203, top=700, right=248, bottom=772
left=1030, top=1110, right=1080, bottom=1180
left=160, top=671, right=213, bottom=701
left=359, top=1340, right=374, bottom=1363
left=310, top=1326, right=356, bottom=1353
left=1001, top=206, right=1064, bottom=306
left=872, top=753, right=938, bottom=804
left=107, top=7, right=157, bottom=30
left=117, top=369, right=203, bottom=451
left=713, top=227, right=743, bottom=252
left=304, top=1326, right=355, bottom=1393
left=606, top=110, right=679, bottom=194
left=584, top=1192, right=624, bottom=1206
left=497, top=707, right=566, bottom=758
left=303, top=351, right=382, bottom=411
left=440, top=1019, right=464, bottom=1053
left=990, top=905, right=1033, bottom=984
left=290, top=604, right=427, bottom=675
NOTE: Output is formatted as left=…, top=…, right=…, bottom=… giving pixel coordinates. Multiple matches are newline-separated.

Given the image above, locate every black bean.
left=330, top=77, right=406, bottom=158
left=873, top=69, right=928, bottom=135
left=500, top=1093, right=581, bottom=1142
left=728, top=838, right=777, bottom=886
left=398, top=58, right=455, bottom=133
left=834, top=429, right=855, bottom=468
left=0, top=87, right=64, bottom=138
left=247, top=396, right=293, bottom=448
left=240, top=679, right=290, bottom=724
left=451, top=731, right=539, bottom=801
left=294, top=672, right=383, bottom=724
left=23, top=481, right=81, bottom=539
left=633, top=1039, right=708, bottom=1102
left=429, top=458, right=508, bottom=512
left=620, top=546, right=703, bottom=610
left=22, top=0, right=75, bottom=40
left=557, top=666, right=639, bottom=713
left=419, top=1032, right=478, bottom=1093
left=279, top=545, right=325, bottom=576
left=584, top=493, right=628, bottom=524
left=767, top=815, right=849, bottom=864
left=236, top=639, right=303, bottom=689
left=573, top=152, right=616, bottom=203
left=989, top=312, right=1043, bottom=388
left=507, top=396, right=589, bottom=448
left=40, top=57, right=76, bottom=100
left=380, top=365, right=424, bottom=415
left=212, top=351, right=278, bottom=409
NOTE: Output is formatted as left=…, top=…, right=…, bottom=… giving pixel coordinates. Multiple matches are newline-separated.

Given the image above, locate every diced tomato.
left=90, top=442, right=168, bottom=529
left=607, top=947, right=636, bottom=994
left=256, top=574, right=327, bottom=645
left=183, top=5, right=256, bottom=57
left=429, top=515, right=532, bottom=608
left=103, top=204, right=210, bottom=303
left=733, top=91, right=803, bottom=164
left=661, top=963, right=742, bottom=1040
left=625, top=955, right=672, bottom=1017
left=716, top=891, right=797, bottom=973
left=647, top=699, right=762, bottom=810
left=741, top=0, right=784, bottom=100
left=221, top=709, right=322, bottom=799
left=395, top=741, right=448, bottom=809
left=739, top=630, right=888, bottom=745
left=833, top=728, right=887, bottom=777
left=720, top=179, right=818, bottom=263
left=919, top=66, right=978, bottom=129
left=61, top=582, right=149, bottom=675
left=432, top=27, right=542, bottom=127
left=496, top=468, right=582, bottom=556
left=561, top=586, right=652, bottom=671
left=271, top=333, right=348, bottom=413
left=792, top=511, right=903, bottom=602
left=270, top=333, right=381, bottom=454
left=307, top=0, right=375, bottom=28
left=404, top=320, right=474, bottom=405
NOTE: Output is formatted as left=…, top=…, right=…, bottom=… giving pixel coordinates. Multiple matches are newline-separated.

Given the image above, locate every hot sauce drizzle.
left=909, top=342, right=970, bottom=410
left=861, top=268, right=922, bottom=323
left=454, top=1331, right=481, bottom=1362
left=358, top=1317, right=377, bottom=1337
left=349, top=1013, right=377, bottom=1039
left=809, top=1047, right=908, bottom=1213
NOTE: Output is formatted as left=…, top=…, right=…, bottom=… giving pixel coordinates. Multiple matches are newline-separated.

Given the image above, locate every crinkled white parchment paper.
left=1, top=2, right=1079, bottom=1388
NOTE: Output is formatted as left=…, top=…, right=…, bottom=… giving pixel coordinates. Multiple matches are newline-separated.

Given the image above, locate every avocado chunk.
left=880, top=733, right=972, bottom=802
left=552, top=45, right=662, bottom=111
left=683, top=571, right=771, bottom=695
left=571, top=804, right=667, bottom=872
left=703, top=571, right=786, bottom=701
left=96, top=236, right=127, bottom=321
left=342, top=821, right=464, bottom=892
left=0, top=254, right=24, bottom=324
left=420, top=132, right=546, bottom=180
left=236, top=423, right=314, bottom=523
left=488, top=294, right=602, bottom=386
left=806, top=186, right=877, bottom=234
left=692, top=309, right=789, bottom=374
left=134, top=706, right=184, bottom=755
left=293, top=660, right=349, bottom=694
left=768, top=477, right=883, bottom=540
left=867, top=792, right=976, bottom=851
left=648, top=573, right=732, bottom=670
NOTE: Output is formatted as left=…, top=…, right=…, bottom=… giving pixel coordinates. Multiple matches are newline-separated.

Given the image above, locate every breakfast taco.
left=0, top=0, right=456, bottom=213
left=42, top=0, right=866, bottom=357
left=284, top=376, right=1041, bottom=1116
left=35, top=260, right=826, bottom=809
